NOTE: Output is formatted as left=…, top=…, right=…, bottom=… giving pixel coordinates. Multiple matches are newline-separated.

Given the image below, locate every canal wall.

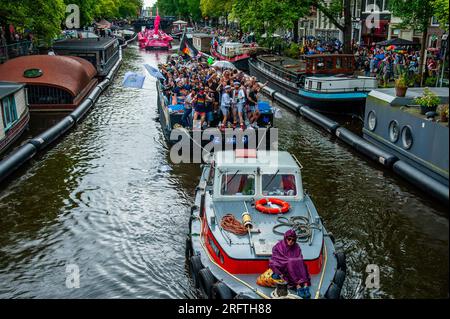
left=260, top=86, right=449, bottom=205
left=0, top=35, right=137, bottom=184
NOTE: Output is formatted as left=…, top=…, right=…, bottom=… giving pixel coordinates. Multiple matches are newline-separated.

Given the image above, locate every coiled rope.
left=273, top=216, right=321, bottom=242
left=220, top=214, right=248, bottom=236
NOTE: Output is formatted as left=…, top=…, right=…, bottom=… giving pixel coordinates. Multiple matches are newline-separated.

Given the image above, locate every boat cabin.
left=52, top=37, right=120, bottom=78
left=0, top=55, right=98, bottom=111
left=211, top=150, right=304, bottom=201
left=192, top=33, right=214, bottom=53
left=0, top=82, right=29, bottom=155
left=304, top=76, right=377, bottom=93
left=303, top=54, right=355, bottom=75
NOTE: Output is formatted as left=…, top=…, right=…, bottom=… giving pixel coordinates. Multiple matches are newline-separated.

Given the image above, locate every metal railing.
left=0, top=41, right=35, bottom=63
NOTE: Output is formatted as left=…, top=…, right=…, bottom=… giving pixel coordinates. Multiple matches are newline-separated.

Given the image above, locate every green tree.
left=0, top=0, right=65, bottom=43
left=389, top=0, right=436, bottom=84
left=432, top=0, right=449, bottom=30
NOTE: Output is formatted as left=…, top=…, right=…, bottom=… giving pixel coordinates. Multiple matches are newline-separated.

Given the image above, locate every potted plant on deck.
left=414, top=88, right=441, bottom=115
left=395, top=72, right=409, bottom=97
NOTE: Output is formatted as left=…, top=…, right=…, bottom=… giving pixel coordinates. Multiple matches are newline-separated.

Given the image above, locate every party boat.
left=186, top=150, right=346, bottom=299
left=138, top=14, right=173, bottom=50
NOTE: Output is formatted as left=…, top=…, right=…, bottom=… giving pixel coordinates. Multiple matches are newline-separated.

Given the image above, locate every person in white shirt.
left=220, top=85, right=232, bottom=130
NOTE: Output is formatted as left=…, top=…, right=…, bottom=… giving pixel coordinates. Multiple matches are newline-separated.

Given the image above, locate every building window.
left=365, top=0, right=390, bottom=12
left=1, top=96, right=18, bottom=131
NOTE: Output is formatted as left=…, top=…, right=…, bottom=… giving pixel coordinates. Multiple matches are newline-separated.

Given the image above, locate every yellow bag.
left=256, top=269, right=284, bottom=288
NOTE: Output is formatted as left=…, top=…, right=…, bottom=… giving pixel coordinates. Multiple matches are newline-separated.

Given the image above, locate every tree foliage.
left=432, top=0, right=449, bottom=30
left=0, top=0, right=142, bottom=42
left=157, top=0, right=202, bottom=21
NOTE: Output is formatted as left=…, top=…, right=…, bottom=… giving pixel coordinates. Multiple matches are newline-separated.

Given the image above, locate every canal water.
left=0, top=44, right=448, bottom=299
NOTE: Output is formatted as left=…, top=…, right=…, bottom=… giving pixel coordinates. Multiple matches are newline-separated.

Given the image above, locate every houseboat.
left=192, top=33, right=214, bottom=53
left=300, top=76, right=377, bottom=115
left=52, top=37, right=119, bottom=78
left=249, top=54, right=371, bottom=115
left=0, top=55, right=98, bottom=112
left=0, top=82, right=30, bottom=156
left=362, top=88, right=449, bottom=203
left=186, top=150, right=346, bottom=299
left=156, top=82, right=274, bottom=150
left=211, top=41, right=259, bottom=72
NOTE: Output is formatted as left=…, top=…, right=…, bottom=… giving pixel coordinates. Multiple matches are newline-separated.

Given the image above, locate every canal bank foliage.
left=0, top=0, right=142, bottom=43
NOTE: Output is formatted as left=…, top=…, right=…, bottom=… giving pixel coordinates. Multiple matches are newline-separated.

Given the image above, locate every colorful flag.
left=179, top=31, right=199, bottom=59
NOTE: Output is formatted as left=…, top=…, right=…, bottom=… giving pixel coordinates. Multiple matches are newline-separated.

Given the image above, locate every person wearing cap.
left=231, top=81, right=241, bottom=128
left=235, top=82, right=247, bottom=130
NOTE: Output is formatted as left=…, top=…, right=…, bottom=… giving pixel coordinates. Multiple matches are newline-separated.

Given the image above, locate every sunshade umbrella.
left=144, top=64, right=166, bottom=80
left=211, top=60, right=236, bottom=69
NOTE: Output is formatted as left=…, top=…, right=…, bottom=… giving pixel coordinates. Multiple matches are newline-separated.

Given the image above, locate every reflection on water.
left=0, top=45, right=447, bottom=299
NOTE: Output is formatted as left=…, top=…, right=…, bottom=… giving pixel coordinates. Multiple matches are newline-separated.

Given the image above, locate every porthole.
left=401, top=125, right=413, bottom=149
left=389, top=120, right=400, bottom=143
left=367, top=111, right=377, bottom=131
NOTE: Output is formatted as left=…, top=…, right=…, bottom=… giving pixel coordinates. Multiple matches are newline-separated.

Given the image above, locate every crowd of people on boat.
left=158, top=55, right=268, bottom=131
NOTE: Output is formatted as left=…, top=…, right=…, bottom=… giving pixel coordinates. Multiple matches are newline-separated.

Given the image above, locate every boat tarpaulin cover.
left=122, top=72, right=146, bottom=88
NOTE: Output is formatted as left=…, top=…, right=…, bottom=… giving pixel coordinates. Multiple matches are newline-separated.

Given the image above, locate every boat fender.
left=392, top=161, right=449, bottom=204
left=300, top=106, right=340, bottom=134
left=273, top=92, right=302, bottom=113
left=325, top=282, right=341, bottom=299
left=212, top=282, right=234, bottom=299
left=335, top=252, right=347, bottom=272
left=185, top=235, right=193, bottom=259
left=354, top=139, right=398, bottom=168
left=70, top=99, right=93, bottom=123
left=189, top=255, right=204, bottom=289
left=333, top=269, right=346, bottom=288
left=335, top=127, right=359, bottom=147
left=198, top=268, right=217, bottom=299
left=255, top=198, right=290, bottom=214
left=0, top=143, right=37, bottom=183
left=89, top=87, right=103, bottom=102
left=32, top=116, right=75, bottom=151
left=234, top=293, right=253, bottom=299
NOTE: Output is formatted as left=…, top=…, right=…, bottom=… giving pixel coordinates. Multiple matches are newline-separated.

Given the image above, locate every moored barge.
left=0, top=82, right=30, bottom=156
left=0, top=55, right=98, bottom=112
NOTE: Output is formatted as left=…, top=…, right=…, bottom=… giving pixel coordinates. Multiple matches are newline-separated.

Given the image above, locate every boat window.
left=317, top=82, right=322, bottom=91
left=221, top=174, right=255, bottom=196
left=261, top=174, right=297, bottom=196
left=308, top=80, right=312, bottom=90
left=1, top=95, right=18, bottom=130
left=27, top=85, right=73, bottom=105
left=336, top=58, right=341, bottom=69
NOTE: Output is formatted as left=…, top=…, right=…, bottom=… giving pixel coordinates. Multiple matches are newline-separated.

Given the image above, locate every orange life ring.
left=255, top=198, right=290, bottom=214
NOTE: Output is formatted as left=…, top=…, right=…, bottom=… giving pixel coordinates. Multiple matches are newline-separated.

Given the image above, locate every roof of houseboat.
left=53, top=37, right=118, bottom=50
left=214, top=150, right=300, bottom=171
left=0, top=55, right=97, bottom=96
left=0, top=82, right=24, bottom=99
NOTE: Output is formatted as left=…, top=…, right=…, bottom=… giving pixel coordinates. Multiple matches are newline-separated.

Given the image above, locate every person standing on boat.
left=220, top=85, right=232, bottom=130
left=247, top=83, right=260, bottom=128
left=236, top=82, right=247, bottom=130
left=182, top=88, right=195, bottom=128
left=192, top=85, right=213, bottom=130
left=269, top=229, right=311, bottom=299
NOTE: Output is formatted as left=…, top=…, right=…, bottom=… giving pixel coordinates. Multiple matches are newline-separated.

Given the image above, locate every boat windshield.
left=221, top=174, right=255, bottom=196
left=261, top=174, right=297, bottom=196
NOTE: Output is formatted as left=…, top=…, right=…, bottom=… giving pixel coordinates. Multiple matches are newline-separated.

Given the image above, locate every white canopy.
left=173, top=20, right=188, bottom=25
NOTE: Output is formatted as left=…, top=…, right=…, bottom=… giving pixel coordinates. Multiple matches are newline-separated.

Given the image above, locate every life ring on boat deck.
left=255, top=198, right=290, bottom=214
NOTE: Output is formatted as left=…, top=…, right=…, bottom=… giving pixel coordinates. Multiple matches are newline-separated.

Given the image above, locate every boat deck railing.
left=0, top=41, right=36, bottom=64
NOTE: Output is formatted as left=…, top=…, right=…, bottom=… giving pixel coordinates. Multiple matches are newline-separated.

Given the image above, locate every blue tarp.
left=168, top=104, right=185, bottom=113
left=122, top=72, right=146, bottom=88
left=258, top=101, right=271, bottom=113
